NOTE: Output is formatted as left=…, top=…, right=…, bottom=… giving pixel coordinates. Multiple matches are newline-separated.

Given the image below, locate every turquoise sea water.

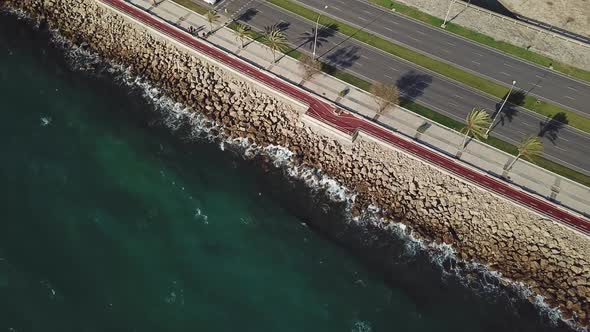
left=0, top=12, right=575, bottom=332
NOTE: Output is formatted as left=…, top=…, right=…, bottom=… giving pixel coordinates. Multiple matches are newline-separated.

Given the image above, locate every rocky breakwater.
left=4, top=0, right=590, bottom=326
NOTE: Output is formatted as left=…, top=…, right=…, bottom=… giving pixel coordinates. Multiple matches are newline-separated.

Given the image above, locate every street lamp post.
left=312, top=5, right=328, bottom=60
left=486, top=80, right=517, bottom=136
left=441, top=0, right=455, bottom=28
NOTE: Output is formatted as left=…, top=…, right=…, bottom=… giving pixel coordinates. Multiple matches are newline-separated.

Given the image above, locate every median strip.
left=266, top=0, right=590, bottom=134
left=369, top=0, right=590, bottom=83
left=169, top=0, right=590, bottom=186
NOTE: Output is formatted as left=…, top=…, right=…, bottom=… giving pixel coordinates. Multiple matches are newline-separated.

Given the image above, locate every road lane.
left=102, top=0, right=590, bottom=234
left=296, top=0, right=590, bottom=115
left=220, top=0, right=590, bottom=174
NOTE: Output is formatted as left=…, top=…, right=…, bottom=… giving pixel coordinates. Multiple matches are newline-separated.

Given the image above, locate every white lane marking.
left=473, top=52, right=484, bottom=57
left=567, top=86, right=578, bottom=92
left=384, top=26, right=394, bottom=32
left=531, top=82, right=543, bottom=88
left=332, top=6, right=342, bottom=11
left=564, top=95, right=575, bottom=100
left=449, top=102, right=458, bottom=107
left=358, top=16, right=369, bottom=22
left=408, top=36, right=421, bottom=42
left=362, top=10, right=372, bottom=15
left=446, top=41, right=456, bottom=46
left=441, top=48, right=451, bottom=53
left=500, top=71, right=510, bottom=76
left=416, top=30, right=427, bottom=35
left=471, top=60, right=481, bottom=65
left=389, top=67, right=400, bottom=72
left=535, top=74, right=545, bottom=79
left=521, top=122, right=533, bottom=127
left=504, top=62, right=513, bottom=68
left=360, top=54, right=370, bottom=59
left=453, top=94, right=463, bottom=99
left=560, top=137, right=569, bottom=142
left=384, top=74, right=394, bottom=80
left=554, top=146, right=568, bottom=152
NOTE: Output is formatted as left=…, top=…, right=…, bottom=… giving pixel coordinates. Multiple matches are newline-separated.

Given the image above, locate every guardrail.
left=514, top=14, right=590, bottom=45
left=453, top=0, right=590, bottom=48
left=97, top=0, right=590, bottom=235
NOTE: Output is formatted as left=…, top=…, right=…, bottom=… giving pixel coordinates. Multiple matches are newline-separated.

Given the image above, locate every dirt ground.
left=499, top=0, right=590, bottom=38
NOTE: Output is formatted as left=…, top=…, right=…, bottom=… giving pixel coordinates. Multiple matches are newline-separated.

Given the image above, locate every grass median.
left=266, top=0, right=590, bottom=134
left=369, top=0, right=590, bottom=83
left=177, top=0, right=590, bottom=187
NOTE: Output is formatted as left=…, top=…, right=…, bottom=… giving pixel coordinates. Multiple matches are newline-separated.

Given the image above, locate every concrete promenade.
left=134, top=0, right=590, bottom=217
left=100, top=0, right=590, bottom=234
left=216, top=0, right=590, bottom=174
left=128, top=0, right=590, bottom=218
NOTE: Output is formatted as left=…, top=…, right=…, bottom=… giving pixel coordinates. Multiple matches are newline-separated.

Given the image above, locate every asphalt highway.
left=218, top=0, right=590, bottom=174
left=102, top=0, right=590, bottom=234
left=295, top=0, right=590, bottom=115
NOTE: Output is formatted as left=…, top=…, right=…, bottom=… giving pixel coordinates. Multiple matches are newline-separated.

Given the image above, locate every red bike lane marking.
left=102, top=0, right=590, bottom=235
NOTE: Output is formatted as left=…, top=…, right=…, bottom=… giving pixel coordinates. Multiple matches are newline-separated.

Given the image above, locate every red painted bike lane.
left=101, top=0, right=590, bottom=235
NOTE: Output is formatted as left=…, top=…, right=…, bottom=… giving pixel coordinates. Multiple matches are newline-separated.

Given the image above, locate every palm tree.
left=233, top=23, right=252, bottom=49
left=370, top=82, right=400, bottom=120
left=458, top=108, right=490, bottom=152
left=505, top=135, right=544, bottom=171
left=206, top=10, right=220, bottom=33
left=298, top=53, right=322, bottom=81
left=263, top=25, right=289, bottom=63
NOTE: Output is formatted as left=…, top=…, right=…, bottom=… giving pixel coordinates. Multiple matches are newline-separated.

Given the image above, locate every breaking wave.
left=41, top=20, right=585, bottom=331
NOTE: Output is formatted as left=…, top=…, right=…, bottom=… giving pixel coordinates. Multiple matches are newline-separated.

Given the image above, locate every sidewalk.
left=128, top=0, right=590, bottom=217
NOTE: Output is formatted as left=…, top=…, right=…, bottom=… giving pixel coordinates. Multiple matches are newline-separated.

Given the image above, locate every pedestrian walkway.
left=120, top=0, right=590, bottom=220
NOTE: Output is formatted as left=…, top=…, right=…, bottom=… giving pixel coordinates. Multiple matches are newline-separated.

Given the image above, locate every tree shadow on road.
left=296, top=23, right=338, bottom=52
left=275, top=21, right=291, bottom=32
left=489, top=89, right=525, bottom=132
left=395, top=70, right=432, bottom=105
left=324, top=45, right=361, bottom=71
left=538, top=112, right=569, bottom=145
left=236, top=8, right=259, bottom=23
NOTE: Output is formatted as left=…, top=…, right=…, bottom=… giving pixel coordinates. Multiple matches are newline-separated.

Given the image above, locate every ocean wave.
left=363, top=214, right=584, bottom=331
left=38, top=21, right=585, bottom=331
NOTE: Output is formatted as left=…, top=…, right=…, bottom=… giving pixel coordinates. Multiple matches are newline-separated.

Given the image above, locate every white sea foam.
left=351, top=320, right=372, bottom=332
left=40, top=116, right=51, bottom=126
left=194, top=208, right=209, bottom=225
left=42, top=24, right=586, bottom=331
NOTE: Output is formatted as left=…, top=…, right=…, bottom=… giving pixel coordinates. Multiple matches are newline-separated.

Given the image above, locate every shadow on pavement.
left=538, top=112, right=569, bottom=145
left=396, top=70, right=432, bottom=103
left=324, top=45, right=361, bottom=71
left=489, top=89, right=525, bottom=131
left=236, top=8, right=258, bottom=23
left=276, top=21, right=291, bottom=32
left=296, top=23, right=338, bottom=52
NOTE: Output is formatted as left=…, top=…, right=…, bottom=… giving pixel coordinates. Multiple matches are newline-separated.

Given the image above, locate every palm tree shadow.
left=538, top=112, right=569, bottom=145
left=236, top=8, right=259, bottom=23
left=324, top=45, right=361, bottom=71
left=296, top=23, right=338, bottom=52
left=396, top=70, right=432, bottom=106
left=490, top=89, right=525, bottom=130
left=275, top=21, right=291, bottom=32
